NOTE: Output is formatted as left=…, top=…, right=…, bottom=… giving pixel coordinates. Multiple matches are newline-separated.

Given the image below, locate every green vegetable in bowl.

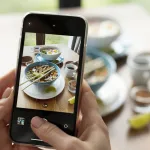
left=26, top=65, right=58, bottom=83
left=32, top=72, right=42, bottom=78
left=41, top=50, right=47, bottom=54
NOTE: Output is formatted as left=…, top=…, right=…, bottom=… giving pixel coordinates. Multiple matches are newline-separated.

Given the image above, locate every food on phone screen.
left=18, top=33, right=80, bottom=113
left=44, top=86, right=56, bottom=93
left=68, top=96, right=75, bottom=104
left=41, top=48, right=59, bottom=55
left=40, top=46, right=61, bottom=60
left=26, top=65, right=58, bottom=83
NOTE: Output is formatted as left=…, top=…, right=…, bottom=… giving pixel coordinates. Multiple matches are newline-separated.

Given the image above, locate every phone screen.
left=10, top=13, right=87, bottom=146
left=18, top=33, right=80, bottom=113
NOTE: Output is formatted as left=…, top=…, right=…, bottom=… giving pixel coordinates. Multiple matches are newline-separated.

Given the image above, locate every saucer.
left=35, top=53, right=64, bottom=65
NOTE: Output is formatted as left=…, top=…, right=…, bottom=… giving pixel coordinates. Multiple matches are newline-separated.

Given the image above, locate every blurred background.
left=1, top=0, right=150, bottom=150
left=0, top=0, right=150, bottom=13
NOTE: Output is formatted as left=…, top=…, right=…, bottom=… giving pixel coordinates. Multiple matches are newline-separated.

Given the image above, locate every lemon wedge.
left=44, top=86, right=56, bottom=93
left=68, top=96, right=75, bottom=104
left=129, top=113, right=150, bottom=129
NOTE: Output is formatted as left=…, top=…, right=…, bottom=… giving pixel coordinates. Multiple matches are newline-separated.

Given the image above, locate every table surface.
left=17, top=44, right=78, bottom=113
left=1, top=3, right=150, bottom=150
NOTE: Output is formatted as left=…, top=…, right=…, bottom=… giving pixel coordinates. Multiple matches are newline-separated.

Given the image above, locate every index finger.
left=0, top=69, right=16, bottom=98
left=80, top=80, right=99, bottom=115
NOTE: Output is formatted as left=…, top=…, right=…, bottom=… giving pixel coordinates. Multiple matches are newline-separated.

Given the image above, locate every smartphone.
left=10, top=12, right=88, bottom=148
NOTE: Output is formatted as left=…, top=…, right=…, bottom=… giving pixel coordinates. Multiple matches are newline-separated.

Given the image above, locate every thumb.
left=31, top=116, right=76, bottom=149
left=0, top=88, right=14, bottom=123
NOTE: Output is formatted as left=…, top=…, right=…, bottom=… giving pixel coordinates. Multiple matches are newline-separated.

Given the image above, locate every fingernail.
left=31, top=116, right=45, bottom=128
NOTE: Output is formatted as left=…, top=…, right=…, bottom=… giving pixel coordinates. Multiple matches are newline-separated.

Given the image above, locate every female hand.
left=31, top=81, right=111, bottom=150
left=0, top=70, right=39, bottom=150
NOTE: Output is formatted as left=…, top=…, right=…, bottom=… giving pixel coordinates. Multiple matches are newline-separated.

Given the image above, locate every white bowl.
left=87, top=16, right=121, bottom=48
left=40, top=46, right=61, bottom=60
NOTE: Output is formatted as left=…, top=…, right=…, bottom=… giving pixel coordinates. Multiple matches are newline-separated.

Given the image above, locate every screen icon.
left=17, top=117, right=25, bottom=125
left=64, top=124, right=68, bottom=129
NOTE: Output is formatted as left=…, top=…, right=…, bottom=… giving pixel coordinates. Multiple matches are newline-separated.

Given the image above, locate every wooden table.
left=17, top=44, right=79, bottom=113
left=1, top=3, right=150, bottom=150
left=69, top=4, right=150, bottom=150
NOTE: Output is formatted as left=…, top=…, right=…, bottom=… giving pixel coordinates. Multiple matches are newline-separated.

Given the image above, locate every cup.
left=22, top=56, right=33, bottom=66
left=127, top=52, right=150, bottom=86
left=65, top=63, right=77, bottom=78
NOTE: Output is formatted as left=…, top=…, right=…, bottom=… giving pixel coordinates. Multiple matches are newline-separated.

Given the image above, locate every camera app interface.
left=17, top=32, right=81, bottom=114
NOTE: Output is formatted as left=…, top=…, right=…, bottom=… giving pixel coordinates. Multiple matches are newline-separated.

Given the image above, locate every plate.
left=86, top=48, right=117, bottom=89
left=20, top=75, right=65, bottom=100
left=35, top=53, right=64, bottom=65
left=96, top=73, right=127, bottom=117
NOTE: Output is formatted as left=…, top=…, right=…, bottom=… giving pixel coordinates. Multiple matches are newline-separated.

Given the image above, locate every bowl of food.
left=25, top=61, right=60, bottom=85
left=40, top=46, right=61, bottom=60
left=85, top=47, right=117, bottom=90
left=88, top=16, right=121, bottom=48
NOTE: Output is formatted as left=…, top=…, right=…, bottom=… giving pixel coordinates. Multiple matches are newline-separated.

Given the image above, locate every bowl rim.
left=86, top=48, right=117, bottom=87
left=25, top=61, right=60, bottom=84
left=39, top=46, right=61, bottom=56
left=87, top=16, right=122, bottom=39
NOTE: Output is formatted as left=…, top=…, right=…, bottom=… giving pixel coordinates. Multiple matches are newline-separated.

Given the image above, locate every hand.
left=31, top=81, right=111, bottom=150
left=0, top=70, right=39, bottom=150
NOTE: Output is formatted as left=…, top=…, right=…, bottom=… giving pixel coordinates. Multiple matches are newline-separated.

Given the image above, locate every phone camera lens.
left=28, top=22, right=31, bottom=26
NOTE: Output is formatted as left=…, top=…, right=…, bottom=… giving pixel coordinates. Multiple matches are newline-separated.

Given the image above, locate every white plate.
left=96, top=73, right=127, bottom=117
left=20, top=75, right=65, bottom=100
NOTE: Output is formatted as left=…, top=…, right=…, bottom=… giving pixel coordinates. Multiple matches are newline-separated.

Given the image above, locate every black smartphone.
left=10, top=12, right=88, bottom=148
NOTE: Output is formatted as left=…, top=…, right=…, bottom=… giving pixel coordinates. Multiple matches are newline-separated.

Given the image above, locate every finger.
left=82, top=80, right=92, bottom=93
left=0, top=90, right=14, bottom=123
left=76, top=111, right=82, bottom=135
left=81, top=80, right=99, bottom=115
left=77, top=80, right=106, bottom=138
left=13, top=144, right=41, bottom=150
left=31, top=116, right=77, bottom=150
left=2, top=87, right=12, bottom=99
left=0, top=69, right=16, bottom=98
